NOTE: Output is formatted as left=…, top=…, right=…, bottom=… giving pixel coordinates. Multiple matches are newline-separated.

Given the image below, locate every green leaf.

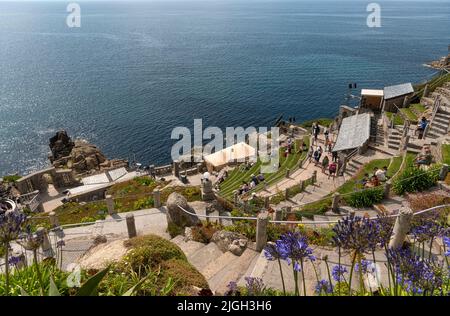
left=18, top=286, right=30, bottom=296
left=76, top=266, right=109, bottom=296
left=49, top=276, right=61, bottom=296
left=122, top=274, right=151, bottom=296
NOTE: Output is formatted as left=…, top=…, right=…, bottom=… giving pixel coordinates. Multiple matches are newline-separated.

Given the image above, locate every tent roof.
left=204, top=142, right=256, bottom=167
left=333, top=113, right=371, bottom=152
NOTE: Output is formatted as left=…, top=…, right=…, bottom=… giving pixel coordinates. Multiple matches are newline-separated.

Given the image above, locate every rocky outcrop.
left=49, top=130, right=75, bottom=162
left=166, top=192, right=201, bottom=229
left=48, top=130, right=128, bottom=175
left=211, top=230, right=248, bottom=256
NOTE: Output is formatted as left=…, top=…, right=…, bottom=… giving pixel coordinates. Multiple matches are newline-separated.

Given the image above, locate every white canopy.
left=204, top=142, right=257, bottom=168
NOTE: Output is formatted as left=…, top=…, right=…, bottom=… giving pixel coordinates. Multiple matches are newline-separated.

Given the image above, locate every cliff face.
left=49, top=130, right=128, bottom=175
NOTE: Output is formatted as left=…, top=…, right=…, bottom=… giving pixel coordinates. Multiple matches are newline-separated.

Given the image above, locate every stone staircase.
left=170, top=235, right=259, bottom=294
left=343, top=155, right=364, bottom=178
left=387, top=128, right=402, bottom=152
left=427, top=108, right=450, bottom=139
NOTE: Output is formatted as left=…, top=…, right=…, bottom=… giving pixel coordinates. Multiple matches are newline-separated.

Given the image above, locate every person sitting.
left=359, top=173, right=370, bottom=187
left=415, top=146, right=433, bottom=166
left=249, top=180, right=256, bottom=189
left=366, top=175, right=380, bottom=188
left=302, top=142, right=307, bottom=152
left=376, top=166, right=387, bottom=182
left=239, top=182, right=249, bottom=195
left=328, top=161, right=337, bottom=179
left=251, top=174, right=259, bottom=186
left=257, top=173, right=265, bottom=182
left=321, top=155, right=329, bottom=174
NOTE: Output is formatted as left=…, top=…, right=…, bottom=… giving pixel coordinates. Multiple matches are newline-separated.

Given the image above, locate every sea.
left=1, top=0, right=450, bottom=175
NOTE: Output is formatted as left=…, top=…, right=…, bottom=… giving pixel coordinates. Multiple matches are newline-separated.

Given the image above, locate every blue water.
left=1, top=0, right=450, bottom=175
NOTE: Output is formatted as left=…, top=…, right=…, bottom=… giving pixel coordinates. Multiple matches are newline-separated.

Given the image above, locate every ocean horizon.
left=1, top=0, right=450, bottom=175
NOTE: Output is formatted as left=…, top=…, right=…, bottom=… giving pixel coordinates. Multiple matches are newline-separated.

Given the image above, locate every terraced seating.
left=218, top=137, right=310, bottom=199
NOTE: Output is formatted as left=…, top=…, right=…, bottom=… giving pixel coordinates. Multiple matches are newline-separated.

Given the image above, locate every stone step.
left=431, top=122, right=448, bottom=133
left=171, top=235, right=206, bottom=257
left=429, top=127, right=446, bottom=136
left=189, top=242, right=224, bottom=273
left=368, top=144, right=396, bottom=157
left=208, top=247, right=260, bottom=294
left=247, top=251, right=321, bottom=295
left=436, top=112, right=450, bottom=119
left=433, top=116, right=450, bottom=125
left=387, top=143, right=400, bottom=150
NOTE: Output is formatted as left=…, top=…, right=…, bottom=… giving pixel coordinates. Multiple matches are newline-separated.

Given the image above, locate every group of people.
left=308, top=145, right=339, bottom=179
left=238, top=173, right=265, bottom=195
left=359, top=166, right=388, bottom=188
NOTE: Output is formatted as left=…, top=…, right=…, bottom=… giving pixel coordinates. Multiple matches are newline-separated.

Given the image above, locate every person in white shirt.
left=375, top=166, right=387, bottom=182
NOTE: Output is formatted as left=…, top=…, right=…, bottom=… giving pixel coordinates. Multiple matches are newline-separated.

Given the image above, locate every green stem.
left=300, top=260, right=306, bottom=296
left=428, top=237, right=434, bottom=261
left=33, top=250, right=45, bottom=294
left=357, top=257, right=366, bottom=295
left=324, top=259, right=334, bottom=296
left=348, top=252, right=357, bottom=296
left=277, top=258, right=286, bottom=296
left=293, top=264, right=299, bottom=296
left=4, top=243, right=10, bottom=296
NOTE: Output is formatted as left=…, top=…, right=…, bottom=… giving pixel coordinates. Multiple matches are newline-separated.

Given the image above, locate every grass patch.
left=442, top=144, right=450, bottom=165
left=1, top=175, right=21, bottom=183
left=337, top=158, right=391, bottom=195
left=410, top=103, right=426, bottom=115
left=300, top=118, right=334, bottom=129
left=385, top=112, right=404, bottom=126
left=400, top=108, right=418, bottom=123
left=294, top=197, right=332, bottom=220
left=387, top=156, right=402, bottom=178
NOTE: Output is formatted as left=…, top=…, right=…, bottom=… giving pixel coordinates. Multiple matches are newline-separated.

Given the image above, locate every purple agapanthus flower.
left=315, top=279, right=333, bottom=295
left=263, top=241, right=286, bottom=261
left=244, top=277, right=265, bottom=296
left=355, top=259, right=376, bottom=274
left=331, top=265, right=348, bottom=282
left=443, top=236, right=450, bottom=257
left=0, top=210, right=26, bottom=244
left=277, top=232, right=315, bottom=267
left=332, top=215, right=381, bottom=254
left=387, top=248, right=441, bottom=293
left=410, top=221, right=447, bottom=242
left=8, top=255, right=22, bottom=266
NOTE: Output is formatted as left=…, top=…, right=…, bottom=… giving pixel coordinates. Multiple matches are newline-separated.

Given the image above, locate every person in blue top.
left=416, top=117, right=428, bottom=139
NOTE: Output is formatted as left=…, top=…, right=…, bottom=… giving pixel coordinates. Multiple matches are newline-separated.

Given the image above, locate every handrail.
left=176, top=203, right=450, bottom=226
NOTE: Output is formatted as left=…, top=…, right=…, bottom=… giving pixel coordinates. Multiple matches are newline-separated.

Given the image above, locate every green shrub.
left=2, top=175, right=21, bottom=183
left=134, top=176, right=155, bottom=186
left=167, top=222, right=185, bottom=238
left=122, top=234, right=187, bottom=271
left=393, top=165, right=440, bottom=195
left=224, top=221, right=257, bottom=241
left=344, top=186, right=384, bottom=208
left=0, top=262, right=71, bottom=296
left=160, top=259, right=209, bottom=294
left=133, top=197, right=154, bottom=210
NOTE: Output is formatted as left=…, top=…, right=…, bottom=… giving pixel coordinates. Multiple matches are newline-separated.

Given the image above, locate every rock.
left=228, top=238, right=248, bottom=256
left=211, top=230, right=248, bottom=253
left=166, top=192, right=201, bottom=229
left=93, top=235, right=108, bottom=246
left=49, top=130, right=75, bottom=162
left=184, top=227, right=194, bottom=242
left=77, top=239, right=130, bottom=271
